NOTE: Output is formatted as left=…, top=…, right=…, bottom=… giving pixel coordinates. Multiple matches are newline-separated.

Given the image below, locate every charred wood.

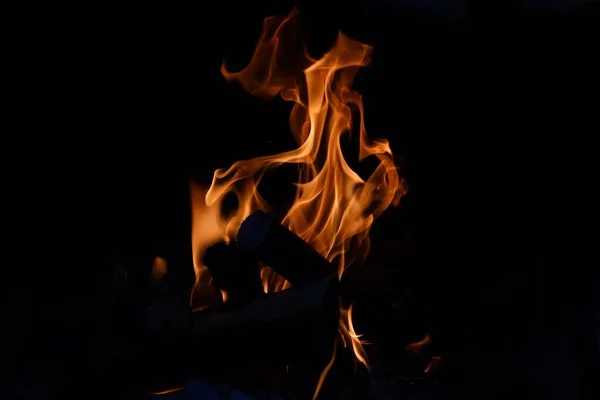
left=203, top=241, right=264, bottom=308
left=237, top=211, right=336, bottom=286
left=95, top=275, right=339, bottom=397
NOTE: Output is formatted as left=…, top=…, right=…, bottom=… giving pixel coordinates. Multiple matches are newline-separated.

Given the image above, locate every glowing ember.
left=189, top=7, right=407, bottom=395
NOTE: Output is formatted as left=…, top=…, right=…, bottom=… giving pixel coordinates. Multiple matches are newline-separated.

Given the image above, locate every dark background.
left=5, top=0, right=599, bottom=398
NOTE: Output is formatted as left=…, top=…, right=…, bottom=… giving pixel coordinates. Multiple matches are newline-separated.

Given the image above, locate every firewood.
left=96, top=275, right=339, bottom=396
left=203, top=241, right=264, bottom=308
left=237, top=211, right=336, bottom=286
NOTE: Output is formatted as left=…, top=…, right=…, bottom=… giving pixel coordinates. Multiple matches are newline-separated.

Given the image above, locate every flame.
left=189, top=183, right=228, bottom=309
left=339, top=304, right=370, bottom=369
left=424, top=356, right=441, bottom=374
left=152, top=387, right=184, bottom=396
left=190, top=7, right=407, bottom=393
left=312, top=339, right=338, bottom=400
left=151, top=256, right=168, bottom=285
left=405, top=333, right=432, bottom=354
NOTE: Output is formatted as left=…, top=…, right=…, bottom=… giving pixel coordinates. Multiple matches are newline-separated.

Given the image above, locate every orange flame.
left=190, top=183, right=227, bottom=309
left=405, top=333, right=432, bottom=354
left=339, top=304, right=370, bottom=369
left=190, top=6, right=407, bottom=391
left=151, top=256, right=168, bottom=285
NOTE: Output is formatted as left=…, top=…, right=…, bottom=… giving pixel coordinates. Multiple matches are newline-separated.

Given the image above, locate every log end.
left=238, top=211, right=271, bottom=250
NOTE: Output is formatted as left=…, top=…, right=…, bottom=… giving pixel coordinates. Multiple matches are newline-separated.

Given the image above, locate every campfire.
left=100, top=7, right=426, bottom=400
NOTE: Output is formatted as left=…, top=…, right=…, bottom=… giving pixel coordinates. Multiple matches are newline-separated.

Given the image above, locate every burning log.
left=96, top=276, right=339, bottom=396
left=143, top=212, right=339, bottom=340
left=192, top=272, right=337, bottom=333
left=237, top=211, right=336, bottom=286
left=203, top=241, right=264, bottom=308
left=96, top=250, right=339, bottom=398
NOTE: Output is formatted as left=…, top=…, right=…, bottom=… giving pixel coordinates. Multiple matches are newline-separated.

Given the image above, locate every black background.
left=5, top=0, right=599, bottom=398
